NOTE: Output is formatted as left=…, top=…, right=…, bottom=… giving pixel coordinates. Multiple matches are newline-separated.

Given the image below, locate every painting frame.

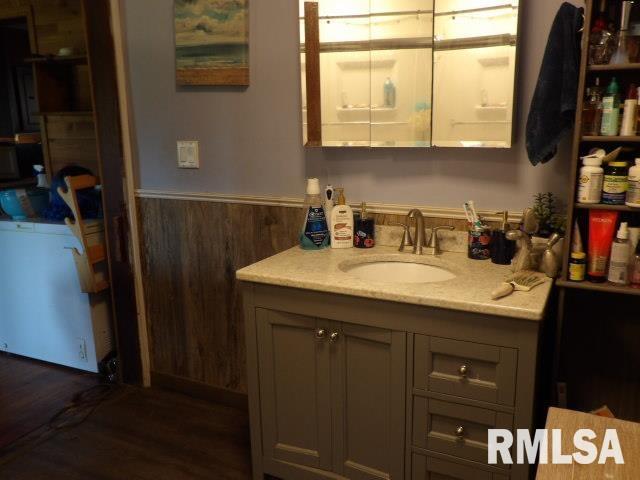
left=175, top=0, right=250, bottom=86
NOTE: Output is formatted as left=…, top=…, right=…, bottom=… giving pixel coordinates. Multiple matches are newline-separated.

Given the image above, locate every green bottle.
left=601, top=77, right=621, bottom=136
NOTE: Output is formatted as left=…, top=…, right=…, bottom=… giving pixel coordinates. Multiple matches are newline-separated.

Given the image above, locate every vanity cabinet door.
left=256, top=309, right=333, bottom=473
left=331, top=322, right=406, bottom=480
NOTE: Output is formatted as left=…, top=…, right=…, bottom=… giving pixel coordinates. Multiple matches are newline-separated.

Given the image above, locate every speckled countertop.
left=236, top=245, right=553, bottom=321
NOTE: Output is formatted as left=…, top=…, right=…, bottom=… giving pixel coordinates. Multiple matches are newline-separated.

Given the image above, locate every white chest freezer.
left=0, top=219, right=113, bottom=372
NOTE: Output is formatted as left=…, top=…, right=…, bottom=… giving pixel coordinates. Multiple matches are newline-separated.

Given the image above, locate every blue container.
left=0, top=188, right=50, bottom=220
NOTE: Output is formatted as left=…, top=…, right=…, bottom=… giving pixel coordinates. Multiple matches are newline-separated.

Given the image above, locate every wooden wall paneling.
left=32, top=62, right=73, bottom=112
left=138, top=197, right=495, bottom=396
left=42, top=114, right=98, bottom=176
left=139, top=198, right=300, bottom=393
left=559, top=289, right=640, bottom=421
left=72, top=63, right=92, bottom=110
left=0, top=0, right=86, bottom=55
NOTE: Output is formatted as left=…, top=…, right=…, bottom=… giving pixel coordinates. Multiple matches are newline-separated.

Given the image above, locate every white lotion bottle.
left=626, top=158, right=640, bottom=207
left=608, top=222, right=630, bottom=284
left=577, top=154, right=604, bottom=204
left=330, top=188, right=354, bottom=249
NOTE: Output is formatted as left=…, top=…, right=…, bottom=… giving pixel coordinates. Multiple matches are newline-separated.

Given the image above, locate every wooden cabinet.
left=256, top=309, right=406, bottom=480
left=243, top=284, right=541, bottom=480
left=256, top=310, right=333, bottom=473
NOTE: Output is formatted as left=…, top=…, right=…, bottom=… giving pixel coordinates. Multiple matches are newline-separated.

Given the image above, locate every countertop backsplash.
left=375, top=224, right=468, bottom=253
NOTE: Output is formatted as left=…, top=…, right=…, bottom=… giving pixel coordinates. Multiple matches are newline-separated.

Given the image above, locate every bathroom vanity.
left=238, top=246, right=552, bottom=480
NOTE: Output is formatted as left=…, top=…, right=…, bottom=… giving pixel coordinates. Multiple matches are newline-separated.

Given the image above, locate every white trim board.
left=110, top=0, right=151, bottom=386
left=135, top=189, right=523, bottom=224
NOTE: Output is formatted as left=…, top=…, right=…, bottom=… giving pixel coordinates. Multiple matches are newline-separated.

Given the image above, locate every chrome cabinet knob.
left=458, top=365, right=469, bottom=377
left=329, top=331, right=340, bottom=343
left=455, top=426, right=465, bottom=438
left=315, top=328, right=327, bottom=339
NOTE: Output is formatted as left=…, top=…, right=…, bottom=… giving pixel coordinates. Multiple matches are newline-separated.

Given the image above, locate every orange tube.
left=588, top=210, right=619, bottom=282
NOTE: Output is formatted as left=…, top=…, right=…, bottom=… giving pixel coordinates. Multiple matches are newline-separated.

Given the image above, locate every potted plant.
left=532, top=192, right=566, bottom=239
left=530, top=193, right=566, bottom=263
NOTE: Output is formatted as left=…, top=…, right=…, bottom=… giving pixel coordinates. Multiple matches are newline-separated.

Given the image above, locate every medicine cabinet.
left=299, top=0, right=520, bottom=148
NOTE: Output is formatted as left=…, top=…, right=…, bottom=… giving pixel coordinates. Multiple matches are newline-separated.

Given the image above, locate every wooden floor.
left=0, top=355, right=252, bottom=479
left=0, top=353, right=100, bottom=449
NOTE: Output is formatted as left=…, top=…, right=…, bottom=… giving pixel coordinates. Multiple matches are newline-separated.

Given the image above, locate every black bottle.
left=491, top=211, right=516, bottom=265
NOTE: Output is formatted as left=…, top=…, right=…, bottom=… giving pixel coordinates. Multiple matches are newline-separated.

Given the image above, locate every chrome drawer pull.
left=315, top=328, right=327, bottom=340
left=458, top=364, right=469, bottom=377
left=455, top=425, right=465, bottom=439
left=329, top=331, right=339, bottom=343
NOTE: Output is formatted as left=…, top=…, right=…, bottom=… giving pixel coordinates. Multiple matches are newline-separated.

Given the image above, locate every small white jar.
left=577, top=155, right=604, bottom=204
left=627, top=158, right=640, bottom=207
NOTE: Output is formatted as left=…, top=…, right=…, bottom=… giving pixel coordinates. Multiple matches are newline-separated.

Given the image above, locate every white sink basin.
left=340, top=260, right=457, bottom=284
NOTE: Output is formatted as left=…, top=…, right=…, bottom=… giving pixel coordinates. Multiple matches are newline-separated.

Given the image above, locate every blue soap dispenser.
left=299, top=178, right=330, bottom=250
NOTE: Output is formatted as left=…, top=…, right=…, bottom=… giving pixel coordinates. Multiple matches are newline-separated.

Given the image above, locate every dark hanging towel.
left=526, top=2, right=584, bottom=166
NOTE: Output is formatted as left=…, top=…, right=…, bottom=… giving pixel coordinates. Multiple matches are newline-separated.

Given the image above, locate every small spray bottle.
left=33, top=165, right=49, bottom=189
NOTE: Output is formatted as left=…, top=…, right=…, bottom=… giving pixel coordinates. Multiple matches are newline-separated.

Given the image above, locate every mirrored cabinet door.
left=432, top=0, right=519, bottom=148
left=299, top=0, right=520, bottom=148
left=370, top=1, right=433, bottom=147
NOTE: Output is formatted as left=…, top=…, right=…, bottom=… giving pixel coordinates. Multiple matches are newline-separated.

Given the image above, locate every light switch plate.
left=177, top=140, right=199, bottom=169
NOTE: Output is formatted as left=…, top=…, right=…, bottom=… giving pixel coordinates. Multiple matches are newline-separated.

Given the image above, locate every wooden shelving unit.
left=574, top=202, right=638, bottom=212
left=0, top=178, right=36, bottom=190
left=551, top=0, right=640, bottom=420
left=34, top=111, right=93, bottom=116
left=587, top=62, right=640, bottom=71
left=24, top=54, right=87, bottom=65
left=557, top=279, right=640, bottom=296
left=560, top=0, right=640, bottom=295
left=582, top=135, right=640, bottom=142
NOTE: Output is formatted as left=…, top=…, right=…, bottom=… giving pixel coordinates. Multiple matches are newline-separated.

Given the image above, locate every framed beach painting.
left=175, top=0, right=249, bottom=86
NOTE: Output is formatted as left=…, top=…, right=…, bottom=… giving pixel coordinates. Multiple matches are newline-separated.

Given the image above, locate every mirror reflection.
left=299, top=0, right=519, bottom=148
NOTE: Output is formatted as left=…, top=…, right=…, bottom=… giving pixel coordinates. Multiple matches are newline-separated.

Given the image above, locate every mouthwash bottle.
left=300, top=178, right=330, bottom=250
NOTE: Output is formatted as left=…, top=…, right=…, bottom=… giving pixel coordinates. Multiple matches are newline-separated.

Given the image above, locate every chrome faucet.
left=390, top=209, right=425, bottom=254
left=407, top=209, right=426, bottom=255
left=392, top=211, right=455, bottom=255
left=425, top=225, right=455, bottom=256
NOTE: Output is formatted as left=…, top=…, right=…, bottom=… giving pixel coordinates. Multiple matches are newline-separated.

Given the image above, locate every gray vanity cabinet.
left=255, top=308, right=406, bottom=480
left=331, top=323, right=406, bottom=480
left=243, top=283, right=541, bottom=480
left=256, top=309, right=333, bottom=472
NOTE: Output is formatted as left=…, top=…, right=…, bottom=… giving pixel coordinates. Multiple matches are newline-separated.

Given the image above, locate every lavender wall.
left=124, top=0, right=581, bottom=210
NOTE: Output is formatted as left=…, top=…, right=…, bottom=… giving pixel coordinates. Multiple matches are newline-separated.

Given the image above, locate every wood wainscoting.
left=138, top=198, right=301, bottom=394
left=137, top=196, right=491, bottom=396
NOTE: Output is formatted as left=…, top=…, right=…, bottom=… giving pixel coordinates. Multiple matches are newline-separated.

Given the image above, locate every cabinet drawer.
left=414, top=336, right=517, bottom=406
left=412, top=397, right=513, bottom=469
left=412, top=453, right=509, bottom=480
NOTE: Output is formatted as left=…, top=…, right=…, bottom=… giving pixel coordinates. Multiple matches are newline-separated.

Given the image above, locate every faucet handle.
left=389, top=222, right=413, bottom=252
left=426, top=225, right=455, bottom=255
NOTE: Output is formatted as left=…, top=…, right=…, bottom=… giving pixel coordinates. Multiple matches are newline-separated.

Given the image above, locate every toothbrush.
left=463, top=202, right=474, bottom=225
left=465, top=201, right=482, bottom=230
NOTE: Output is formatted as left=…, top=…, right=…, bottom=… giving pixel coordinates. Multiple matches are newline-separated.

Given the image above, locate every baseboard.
left=150, top=371, right=248, bottom=411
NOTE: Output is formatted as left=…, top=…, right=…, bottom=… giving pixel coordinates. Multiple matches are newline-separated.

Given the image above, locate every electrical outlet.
left=177, top=140, right=199, bottom=169
left=78, top=338, right=88, bottom=362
